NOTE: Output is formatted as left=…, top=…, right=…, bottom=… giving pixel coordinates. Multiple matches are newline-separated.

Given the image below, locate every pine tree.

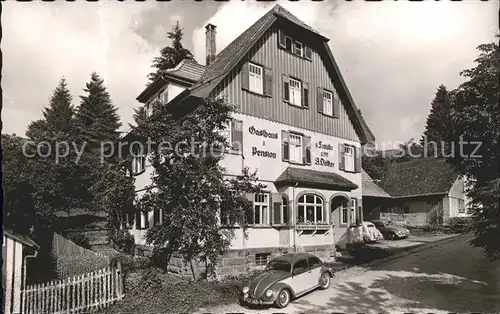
left=75, top=72, right=121, bottom=145
left=26, top=78, right=75, bottom=140
left=420, top=85, right=454, bottom=157
left=147, top=22, right=193, bottom=83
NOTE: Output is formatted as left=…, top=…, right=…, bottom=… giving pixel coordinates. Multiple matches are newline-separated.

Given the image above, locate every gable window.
left=249, top=63, right=263, bottom=94
left=289, top=78, right=302, bottom=107
left=279, top=30, right=310, bottom=60
left=323, top=90, right=333, bottom=116
left=289, top=133, right=303, bottom=164
left=132, top=155, right=145, bottom=175
left=297, top=194, right=325, bottom=225
left=253, top=193, right=269, bottom=225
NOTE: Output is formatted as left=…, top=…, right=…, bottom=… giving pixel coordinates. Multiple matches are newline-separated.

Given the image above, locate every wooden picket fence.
left=21, top=263, right=124, bottom=314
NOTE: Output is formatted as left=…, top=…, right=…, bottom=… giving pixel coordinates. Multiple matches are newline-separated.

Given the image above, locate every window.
left=145, top=101, right=154, bottom=119
left=132, top=155, right=145, bottom=175
left=160, top=88, right=168, bottom=104
left=253, top=193, right=269, bottom=225
left=308, top=257, right=322, bottom=269
left=218, top=119, right=232, bottom=145
left=323, top=90, right=333, bottom=116
left=294, top=41, right=303, bottom=57
left=255, top=253, right=271, bottom=267
left=248, top=63, right=263, bottom=94
left=288, top=78, right=302, bottom=107
left=344, top=145, right=355, bottom=172
left=297, top=194, right=325, bottom=225
left=292, top=259, right=309, bottom=275
left=289, top=133, right=303, bottom=164
left=341, top=200, right=349, bottom=225
left=350, top=198, right=356, bottom=225
left=458, top=199, right=465, bottom=213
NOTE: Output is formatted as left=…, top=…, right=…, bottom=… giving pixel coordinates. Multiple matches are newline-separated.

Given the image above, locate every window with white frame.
left=132, top=155, right=145, bottom=175
left=253, top=193, right=269, bottom=225
left=341, top=200, right=349, bottom=225
left=217, top=119, right=232, bottom=146
left=297, top=194, right=325, bottom=225
left=282, top=197, right=289, bottom=225
left=323, top=90, right=333, bottom=116
left=289, top=78, right=302, bottom=106
left=458, top=199, right=465, bottom=213
left=344, top=145, right=355, bottom=172
left=249, top=63, right=263, bottom=94
left=289, top=133, right=303, bottom=164
left=145, top=101, right=154, bottom=119
left=294, top=41, right=303, bottom=57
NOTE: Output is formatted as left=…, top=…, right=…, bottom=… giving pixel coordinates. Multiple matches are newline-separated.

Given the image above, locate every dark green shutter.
left=231, top=119, right=243, bottom=152
left=355, top=147, right=361, bottom=173
left=304, top=46, right=312, bottom=60
left=278, top=29, right=286, bottom=49
left=302, top=82, right=309, bottom=109
left=264, top=67, right=273, bottom=97
left=282, top=130, right=290, bottom=162
left=338, top=143, right=345, bottom=171
left=283, top=75, right=290, bottom=102
left=241, top=62, right=249, bottom=91
left=304, top=136, right=312, bottom=165
left=272, top=193, right=282, bottom=225
left=317, top=87, right=324, bottom=113
left=333, top=97, right=340, bottom=118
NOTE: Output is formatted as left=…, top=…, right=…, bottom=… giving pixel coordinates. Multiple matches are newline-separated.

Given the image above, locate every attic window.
left=294, top=41, right=303, bottom=57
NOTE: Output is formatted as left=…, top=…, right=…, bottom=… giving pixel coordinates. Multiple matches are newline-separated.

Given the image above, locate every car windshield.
left=266, top=260, right=291, bottom=273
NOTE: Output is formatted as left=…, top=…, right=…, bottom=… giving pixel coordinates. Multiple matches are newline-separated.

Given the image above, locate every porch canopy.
left=275, top=167, right=358, bottom=191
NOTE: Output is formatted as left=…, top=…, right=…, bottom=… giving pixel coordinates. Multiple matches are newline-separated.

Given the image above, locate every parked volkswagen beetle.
left=241, top=253, right=334, bottom=308
left=371, top=219, right=410, bottom=240
left=361, top=221, right=384, bottom=243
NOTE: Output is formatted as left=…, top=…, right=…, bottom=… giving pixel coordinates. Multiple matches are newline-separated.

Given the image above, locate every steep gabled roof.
left=4, top=229, right=39, bottom=249
left=379, top=158, right=460, bottom=198
left=189, top=4, right=375, bottom=143
left=362, top=168, right=391, bottom=198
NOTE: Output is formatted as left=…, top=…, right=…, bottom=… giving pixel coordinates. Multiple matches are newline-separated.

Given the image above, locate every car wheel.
left=275, top=289, right=291, bottom=308
left=319, top=272, right=331, bottom=290
left=389, top=233, right=397, bottom=240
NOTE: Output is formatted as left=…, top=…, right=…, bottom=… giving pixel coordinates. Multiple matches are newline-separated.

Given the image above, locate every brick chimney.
left=205, top=23, right=217, bottom=66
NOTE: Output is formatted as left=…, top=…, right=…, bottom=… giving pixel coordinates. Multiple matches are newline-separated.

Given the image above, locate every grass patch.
left=98, top=264, right=264, bottom=314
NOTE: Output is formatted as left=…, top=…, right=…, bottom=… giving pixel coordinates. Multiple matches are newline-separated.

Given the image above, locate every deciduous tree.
left=135, top=97, right=264, bottom=279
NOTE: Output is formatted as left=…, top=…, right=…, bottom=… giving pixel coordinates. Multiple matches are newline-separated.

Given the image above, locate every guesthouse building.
left=125, top=5, right=375, bottom=276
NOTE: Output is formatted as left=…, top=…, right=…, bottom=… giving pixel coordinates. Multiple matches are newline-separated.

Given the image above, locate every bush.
left=66, top=233, right=91, bottom=249
left=109, top=229, right=135, bottom=254
left=448, top=217, right=473, bottom=233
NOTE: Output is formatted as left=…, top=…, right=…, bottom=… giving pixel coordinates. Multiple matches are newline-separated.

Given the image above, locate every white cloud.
left=2, top=1, right=497, bottom=145
left=2, top=1, right=159, bottom=136
left=190, top=0, right=497, bottom=144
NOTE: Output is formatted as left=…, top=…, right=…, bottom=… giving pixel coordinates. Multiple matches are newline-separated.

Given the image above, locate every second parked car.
left=371, top=220, right=410, bottom=240
left=361, top=221, right=384, bottom=243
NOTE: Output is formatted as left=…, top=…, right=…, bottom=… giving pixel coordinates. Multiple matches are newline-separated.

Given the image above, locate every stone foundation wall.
left=135, top=244, right=336, bottom=280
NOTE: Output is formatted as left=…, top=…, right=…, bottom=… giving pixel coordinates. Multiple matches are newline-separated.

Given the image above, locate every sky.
left=2, top=1, right=498, bottom=147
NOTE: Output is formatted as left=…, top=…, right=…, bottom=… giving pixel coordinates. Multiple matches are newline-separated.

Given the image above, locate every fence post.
left=117, top=260, right=124, bottom=299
